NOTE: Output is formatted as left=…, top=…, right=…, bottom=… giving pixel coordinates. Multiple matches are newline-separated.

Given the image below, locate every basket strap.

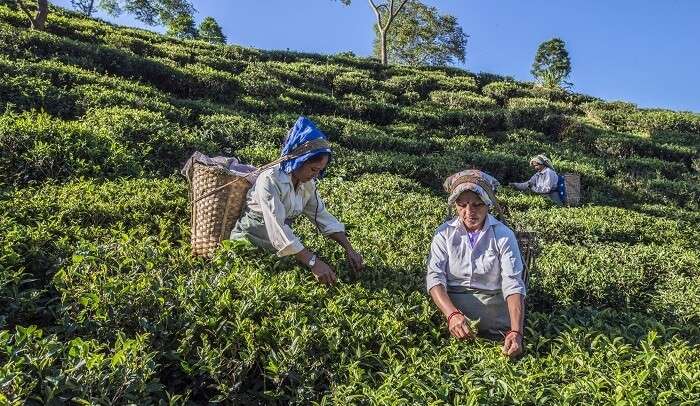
left=193, top=139, right=331, bottom=203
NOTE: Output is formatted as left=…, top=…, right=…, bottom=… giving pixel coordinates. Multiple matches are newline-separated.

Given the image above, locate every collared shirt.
left=426, top=214, right=526, bottom=299
left=244, top=165, right=345, bottom=257
left=528, top=167, right=558, bottom=194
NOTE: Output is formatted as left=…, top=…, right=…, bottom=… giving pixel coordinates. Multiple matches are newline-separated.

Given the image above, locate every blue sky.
left=52, top=0, right=700, bottom=112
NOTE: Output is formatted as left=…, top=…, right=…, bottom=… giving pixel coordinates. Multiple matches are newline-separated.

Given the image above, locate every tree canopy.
left=336, top=0, right=409, bottom=65
left=374, top=0, right=467, bottom=66
left=198, top=16, right=226, bottom=44
left=531, top=38, right=572, bottom=89
left=165, top=11, right=197, bottom=39
left=70, top=0, right=95, bottom=16
left=14, top=0, right=195, bottom=30
left=98, top=0, right=194, bottom=26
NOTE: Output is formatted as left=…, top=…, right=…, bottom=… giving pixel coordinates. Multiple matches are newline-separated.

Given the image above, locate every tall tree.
left=335, top=0, right=410, bottom=65
left=166, top=11, right=197, bottom=39
left=198, top=16, right=226, bottom=44
left=99, top=0, right=194, bottom=26
left=531, top=38, right=572, bottom=89
left=70, top=0, right=95, bottom=16
left=15, top=0, right=194, bottom=30
left=374, top=0, right=467, bottom=66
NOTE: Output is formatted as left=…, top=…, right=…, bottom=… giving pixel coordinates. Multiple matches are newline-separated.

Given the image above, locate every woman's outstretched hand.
left=311, top=259, right=337, bottom=285
left=502, top=331, right=523, bottom=358
left=346, top=248, right=365, bottom=274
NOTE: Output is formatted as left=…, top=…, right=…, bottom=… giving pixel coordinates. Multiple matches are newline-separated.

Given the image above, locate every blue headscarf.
left=280, top=116, right=332, bottom=177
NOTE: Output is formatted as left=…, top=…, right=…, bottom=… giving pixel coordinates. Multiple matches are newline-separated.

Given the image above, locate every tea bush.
left=0, top=326, right=167, bottom=404
left=384, top=74, right=438, bottom=96
left=0, top=72, right=74, bottom=117
left=339, top=93, right=398, bottom=124
left=83, top=107, right=217, bottom=173
left=0, top=112, right=140, bottom=185
left=514, top=206, right=697, bottom=246
left=238, top=63, right=286, bottom=98
left=482, top=81, right=532, bottom=105
left=332, top=70, right=379, bottom=95
left=429, top=90, right=498, bottom=110
left=1, top=3, right=698, bottom=403
left=535, top=242, right=700, bottom=311
left=0, top=176, right=187, bottom=329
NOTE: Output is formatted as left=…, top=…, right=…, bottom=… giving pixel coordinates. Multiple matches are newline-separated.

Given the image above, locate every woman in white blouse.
left=427, top=169, right=526, bottom=358
left=509, top=154, right=562, bottom=205
left=231, top=117, right=364, bottom=285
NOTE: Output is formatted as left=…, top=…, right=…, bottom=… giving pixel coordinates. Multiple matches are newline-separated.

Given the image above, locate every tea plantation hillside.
left=1, top=4, right=699, bottom=404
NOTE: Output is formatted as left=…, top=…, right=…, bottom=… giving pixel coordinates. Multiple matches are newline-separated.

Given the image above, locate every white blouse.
left=513, top=167, right=559, bottom=194
left=426, top=214, right=527, bottom=299
left=242, top=165, right=345, bottom=257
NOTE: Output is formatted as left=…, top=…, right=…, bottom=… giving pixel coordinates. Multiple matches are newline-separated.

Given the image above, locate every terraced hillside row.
left=1, top=4, right=699, bottom=404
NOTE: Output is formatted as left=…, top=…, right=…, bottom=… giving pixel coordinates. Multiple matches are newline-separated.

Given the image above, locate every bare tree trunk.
left=35, top=0, right=48, bottom=29
left=379, top=29, right=387, bottom=65
left=15, top=0, right=49, bottom=30
left=368, top=0, right=409, bottom=65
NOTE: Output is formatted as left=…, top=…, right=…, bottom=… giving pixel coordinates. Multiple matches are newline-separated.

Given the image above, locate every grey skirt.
left=230, top=207, right=279, bottom=252
left=447, top=287, right=511, bottom=340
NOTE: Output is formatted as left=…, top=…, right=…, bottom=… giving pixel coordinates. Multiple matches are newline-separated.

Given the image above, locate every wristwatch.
left=307, top=254, right=317, bottom=268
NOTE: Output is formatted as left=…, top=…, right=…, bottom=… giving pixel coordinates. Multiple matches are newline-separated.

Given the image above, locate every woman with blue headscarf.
left=426, top=170, right=526, bottom=358
left=231, top=117, right=364, bottom=285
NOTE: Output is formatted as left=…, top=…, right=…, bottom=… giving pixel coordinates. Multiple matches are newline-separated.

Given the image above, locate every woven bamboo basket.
left=186, top=139, right=331, bottom=258
left=563, top=173, right=581, bottom=206
left=190, top=164, right=252, bottom=257
left=514, top=230, right=538, bottom=287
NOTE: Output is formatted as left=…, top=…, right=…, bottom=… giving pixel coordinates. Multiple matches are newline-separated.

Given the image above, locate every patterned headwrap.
left=530, top=154, right=554, bottom=170
left=443, top=169, right=501, bottom=208
left=280, top=116, right=332, bottom=177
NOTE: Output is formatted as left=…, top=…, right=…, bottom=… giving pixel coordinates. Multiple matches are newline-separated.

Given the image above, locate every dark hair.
left=305, top=152, right=330, bottom=164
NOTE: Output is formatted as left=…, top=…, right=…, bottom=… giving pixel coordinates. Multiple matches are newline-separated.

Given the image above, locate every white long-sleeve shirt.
left=426, top=214, right=526, bottom=300
left=240, top=165, right=345, bottom=257
left=513, top=167, right=558, bottom=194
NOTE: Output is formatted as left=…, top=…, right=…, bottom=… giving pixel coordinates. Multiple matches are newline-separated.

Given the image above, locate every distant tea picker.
left=509, top=154, right=564, bottom=205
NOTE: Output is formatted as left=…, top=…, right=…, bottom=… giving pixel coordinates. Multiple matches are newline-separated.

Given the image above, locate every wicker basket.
left=185, top=139, right=331, bottom=258
left=190, top=163, right=252, bottom=257
left=515, top=230, right=538, bottom=287
left=563, top=173, right=581, bottom=206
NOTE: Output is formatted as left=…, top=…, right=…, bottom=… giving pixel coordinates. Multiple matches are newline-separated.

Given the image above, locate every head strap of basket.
left=286, top=138, right=331, bottom=160
left=530, top=154, right=554, bottom=170
left=280, top=116, right=332, bottom=177
left=192, top=138, right=331, bottom=204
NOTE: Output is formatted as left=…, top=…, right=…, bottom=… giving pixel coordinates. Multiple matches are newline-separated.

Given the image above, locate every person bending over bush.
left=509, top=154, right=562, bottom=205
left=231, top=117, right=364, bottom=285
left=427, top=170, right=526, bottom=358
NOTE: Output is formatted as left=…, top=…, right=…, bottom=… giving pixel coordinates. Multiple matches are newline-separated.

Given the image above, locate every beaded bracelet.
left=447, top=310, right=463, bottom=325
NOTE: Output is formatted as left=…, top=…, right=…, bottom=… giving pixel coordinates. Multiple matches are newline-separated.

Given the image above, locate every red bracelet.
left=447, top=310, right=463, bottom=325
left=506, top=330, right=523, bottom=339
